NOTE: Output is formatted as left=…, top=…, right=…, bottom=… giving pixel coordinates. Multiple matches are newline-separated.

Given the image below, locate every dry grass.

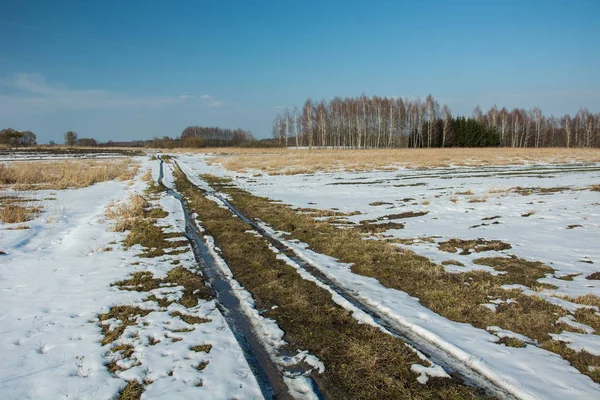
left=0, top=194, right=42, bottom=224
left=511, top=186, right=570, bottom=196
left=190, top=344, right=212, bottom=353
left=117, top=381, right=144, bottom=400
left=106, top=194, right=148, bottom=230
left=438, top=239, right=511, bottom=255
left=442, top=260, right=465, bottom=267
left=369, top=201, right=393, bottom=206
left=0, top=203, right=41, bottom=223
left=172, top=147, right=600, bottom=175
left=202, top=174, right=600, bottom=383
left=170, top=311, right=210, bottom=325
left=591, top=184, right=600, bottom=192
left=0, top=159, right=138, bottom=190
left=105, top=194, right=187, bottom=258
left=98, top=306, right=151, bottom=345
left=496, top=336, right=527, bottom=348
left=114, top=267, right=211, bottom=308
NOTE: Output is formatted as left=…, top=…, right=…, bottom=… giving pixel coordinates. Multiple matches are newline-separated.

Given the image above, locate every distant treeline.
left=0, top=128, right=37, bottom=148
left=272, top=96, right=600, bottom=148
left=180, top=126, right=254, bottom=147
left=1, top=126, right=264, bottom=149
left=148, top=126, right=255, bottom=148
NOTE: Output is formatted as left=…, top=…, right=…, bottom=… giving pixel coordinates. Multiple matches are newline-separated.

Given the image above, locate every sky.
left=0, top=0, right=599, bottom=143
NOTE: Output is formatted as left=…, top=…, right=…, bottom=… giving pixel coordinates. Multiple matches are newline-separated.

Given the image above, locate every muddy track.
left=158, top=160, right=311, bottom=400
left=172, top=158, right=518, bottom=400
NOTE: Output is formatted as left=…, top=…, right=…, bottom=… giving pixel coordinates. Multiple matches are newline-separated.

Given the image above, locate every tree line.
left=179, top=126, right=254, bottom=147
left=1, top=126, right=258, bottom=149
left=0, top=128, right=37, bottom=148
left=272, top=95, right=600, bottom=148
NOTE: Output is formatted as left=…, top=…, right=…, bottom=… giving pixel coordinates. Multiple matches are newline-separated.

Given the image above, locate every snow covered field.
left=176, top=153, right=600, bottom=399
left=0, top=157, right=262, bottom=399
left=3, top=151, right=600, bottom=399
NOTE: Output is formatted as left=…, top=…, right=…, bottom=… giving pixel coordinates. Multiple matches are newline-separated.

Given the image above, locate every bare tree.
left=426, top=95, right=438, bottom=148
left=284, top=108, right=290, bottom=147
left=293, top=106, right=299, bottom=148
left=498, top=108, right=509, bottom=147
left=561, top=115, right=572, bottom=148
left=442, top=104, right=452, bottom=148
left=303, top=99, right=314, bottom=149
left=396, top=97, right=405, bottom=147
left=473, top=105, right=483, bottom=122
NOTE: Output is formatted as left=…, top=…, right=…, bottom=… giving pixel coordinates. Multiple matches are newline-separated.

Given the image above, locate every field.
left=1, top=148, right=600, bottom=399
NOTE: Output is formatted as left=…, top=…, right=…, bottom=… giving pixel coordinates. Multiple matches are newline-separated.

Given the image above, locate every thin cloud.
left=0, top=73, right=194, bottom=113
left=206, top=101, right=224, bottom=107
left=200, top=94, right=213, bottom=99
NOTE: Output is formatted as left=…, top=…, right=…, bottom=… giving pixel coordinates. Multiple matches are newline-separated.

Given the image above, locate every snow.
left=0, top=152, right=129, bottom=162
left=179, top=156, right=600, bottom=294
left=174, top=153, right=600, bottom=399
left=558, top=315, right=596, bottom=334
left=486, top=326, right=536, bottom=344
left=550, top=332, right=600, bottom=356
left=410, top=363, right=450, bottom=384
left=0, top=157, right=263, bottom=399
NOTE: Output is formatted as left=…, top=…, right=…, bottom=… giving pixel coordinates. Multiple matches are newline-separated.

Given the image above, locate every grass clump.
left=98, top=306, right=151, bottom=345
left=555, top=273, right=581, bottom=281
left=170, top=311, right=211, bottom=325
left=174, top=168, right=481, bottom=399
left=113, top=271, right=162, bottom=291
left=106, top=343, right=136, bottom=374
left=362, top=211, right=429, bottom=222
left=481, top=215, right=501, bottom=221
left=442, top=260, right=465, bottom=267
left=114, top=267, right=210, bottom=308
left=354, top=221, right=405, bottom=234
left=586, top=272, right=600, bottom=280
left=190, top=344, right=212, bottom=353
left=116, top=380, right=144, bottom=400
left=369, top=201, right=393, bottom=206
left=0, top=203, right=41, bottom=223
left=354, top=211, right=429, bottom=234
left=496, top=336, right=527, bottom=348
left=106, top=194, right=149, bottom=232
left=512, top=186, right=570, bottom=196
left=196, top=361, right=209, bottom=371
left=106, top=192, right=189, bottom=258
left=438, top=239, right=511, bottom=255
left=166, top=267, right=211, bottom=307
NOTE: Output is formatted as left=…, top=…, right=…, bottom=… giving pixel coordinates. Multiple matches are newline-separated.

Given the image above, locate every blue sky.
left=1, top=0, right=598, bottom=143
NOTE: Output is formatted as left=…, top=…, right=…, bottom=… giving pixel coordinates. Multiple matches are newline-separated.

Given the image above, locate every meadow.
left=1, top=148, right=600, bottom=400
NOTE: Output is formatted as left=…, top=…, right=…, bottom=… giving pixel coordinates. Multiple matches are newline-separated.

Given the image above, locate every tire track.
left=173, top=158, right=517, bottom=400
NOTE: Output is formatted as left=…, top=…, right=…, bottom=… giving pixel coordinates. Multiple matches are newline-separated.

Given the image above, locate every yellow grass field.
left=172, top=147, right=600, bottom=174
left=0, top=158, right=138, bottom=190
